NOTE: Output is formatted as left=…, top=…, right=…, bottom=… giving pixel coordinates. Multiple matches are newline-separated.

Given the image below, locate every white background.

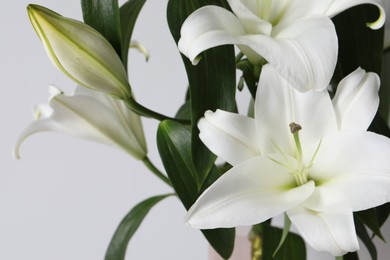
left=1, top=0, right=389, bottom=259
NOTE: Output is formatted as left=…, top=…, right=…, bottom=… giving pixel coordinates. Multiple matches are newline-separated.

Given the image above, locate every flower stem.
left=125, top=97, right=189, bottom=124
left=142, top=156, right=172, bottom=187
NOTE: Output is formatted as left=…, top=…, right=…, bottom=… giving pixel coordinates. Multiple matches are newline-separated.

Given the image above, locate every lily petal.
left=246, top=16, right=338, bottom=91
left=179, top=6, right=338, bottom=91
left=15, top=87, right=147, bottom=160
left=307, top=131, right=390, bottom=212
left=332, top=68, right=380, bottom=131
left=327, top=0, right=385, bottom=29
left=198, top=110, right=260, bottom=166
left=226, top=0, right=272, bottom=34
left=185, top=155, right=315, bottom=229
left=287, top=206, right=359, bottom=256
left=255, top=65, right=337, bottom=158
left=27, top=5, right=131, bottom=99
left=74, top=87, right=147, bottom=152
left=178, top=6, right=246, bottom=65
left=14, top=119, right=64, bottom=159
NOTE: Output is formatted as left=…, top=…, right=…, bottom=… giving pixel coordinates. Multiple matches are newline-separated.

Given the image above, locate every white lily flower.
left=27, top=4, right=131, bottom=99
left=14, top=86, right=147, bottom=160
left=178, top=0, right=385, bottom=92
left=186, top=65, right=390, bottom=256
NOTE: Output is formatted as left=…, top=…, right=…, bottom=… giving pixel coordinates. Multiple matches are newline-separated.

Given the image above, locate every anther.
left=289, top=122, right=302, bottom=134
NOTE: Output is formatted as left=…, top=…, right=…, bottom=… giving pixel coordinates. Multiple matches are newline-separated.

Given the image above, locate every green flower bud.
left=27, top=4, right=131, bottom=99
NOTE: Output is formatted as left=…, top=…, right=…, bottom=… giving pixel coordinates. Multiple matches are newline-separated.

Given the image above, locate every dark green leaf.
left=175, top=100, right=192, bottom=121
left=355, top=216, right=377, bottom=260
left=119, top=0, right=146, bottom=68
left=344, top=252, right=359, bottom=260
left=368, top=113, right=390, bottom=138
left=376, top=203, right=390, bottom=231
left=379, top=51, right=390, bottom=127
left=332, top=4, right=384, bottom=83
left=157, top=120, right=235, bottom=259
left=81, top=0, right=122, bottom=57
left=167, top=0, right=236, bottom=186
left=262, top=224, right=306, bottom=260
left=105, top=194, right=172, bottom=260
left=355, top=209, right=384, bottom=241
left=157, top=120, right=198, bottom=205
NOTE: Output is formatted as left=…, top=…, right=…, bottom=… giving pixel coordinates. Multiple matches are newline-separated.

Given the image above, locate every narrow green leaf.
left=262, top=224, right=306, bottom=260
left=157, top=120, right=235, bottom=259
left=81, top=0, right=122, bottom=57
left=272, top=214, right=292, bottom=257
left=355, top=216, right=377, bottom=260
left=105, top=194, right=172, bottom=260
left=355, top=209, right=385, bottom=241
left=119, top=0, right=146, bottom=68
left=167, top=0, right=236, bottom=187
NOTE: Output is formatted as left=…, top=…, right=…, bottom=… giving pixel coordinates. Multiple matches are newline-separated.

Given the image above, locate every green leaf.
left=262, top=224, right=306, bottom=260
left=81, top=0, right=122, bottom=57
left=272, top=214, right=292, bottom=257
left=157, top=120, right=198, bottom=205
left=368, top=113, right=390, bottom=138
left=332, top=4, right=384, bottom=82
left=175, top=100, right=192, bottom=121
left=119, top=0, right=146, bottom=68
left=376, top=203, right=390, bottom=229
left=355, top=209, right=384, bottom=241
left=355, top=216, right=377, bottom=260
left=105, top=194, right=172, bottom=260
left=157, top=120, right=235, bottom=259
left=167, top=0, right=236, bottom=186
left=343, top=252, right=359, bottom=260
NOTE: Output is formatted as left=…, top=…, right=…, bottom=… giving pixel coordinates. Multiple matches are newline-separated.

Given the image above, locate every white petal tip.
left=12, top=147, right=21, bottom=160
left=192, top=56, right=201, bottom=65
left=366, top=6, right=385, bottom=30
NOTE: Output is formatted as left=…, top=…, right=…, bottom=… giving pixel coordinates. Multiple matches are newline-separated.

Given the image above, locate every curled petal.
left=15, top=87, right=147, bottom=160
left=185, top=155, right=315, bottom=229
left=178, top=6, right=245, bottom=64
left=198, top=110, right=260, bottom=166
left=287, top=206, right=359, bottom=256
left=332, top=68, right=380, bottom=131
left=327, top=0, right=385, bottom=29
left=14, top=119, right=64, bottom=159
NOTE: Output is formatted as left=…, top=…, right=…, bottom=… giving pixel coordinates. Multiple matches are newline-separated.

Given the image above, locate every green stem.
left=142, top=156, right=172, bottom=187
left=125, top=97, right=190, bottom=124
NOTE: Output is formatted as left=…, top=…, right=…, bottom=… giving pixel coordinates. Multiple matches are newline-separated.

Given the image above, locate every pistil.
left=289, top=122, right=308, bottom=186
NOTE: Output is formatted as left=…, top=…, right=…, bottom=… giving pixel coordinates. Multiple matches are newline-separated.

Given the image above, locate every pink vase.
left=208, top=227, right=252, bottom=260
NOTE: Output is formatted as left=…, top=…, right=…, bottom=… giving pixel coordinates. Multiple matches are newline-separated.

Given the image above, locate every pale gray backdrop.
left=1, top=1, right=389, bottom=259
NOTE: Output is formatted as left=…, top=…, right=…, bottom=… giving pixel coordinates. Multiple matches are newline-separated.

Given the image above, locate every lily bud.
left=14, top=86, right=147, bottom=160
left=27, top=4, right=131, bottom=99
